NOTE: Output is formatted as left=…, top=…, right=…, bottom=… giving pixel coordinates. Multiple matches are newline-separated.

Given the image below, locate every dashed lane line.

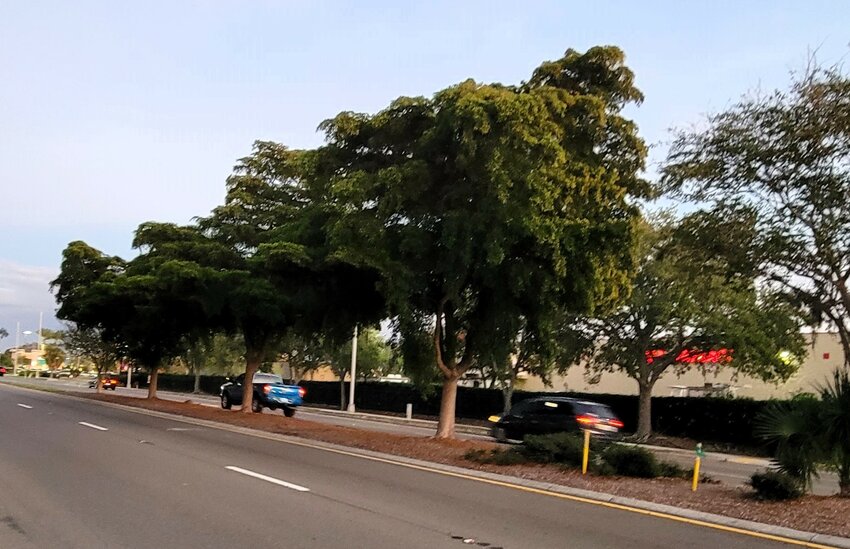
left=78, top=421, right=108, bottom=431
left=225, top=466, right=310, bottom=492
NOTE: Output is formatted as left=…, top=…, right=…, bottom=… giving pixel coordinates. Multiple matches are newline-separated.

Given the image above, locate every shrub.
left=522, top=433, right=585, bottom=467
left=749, top=471, right=803, bottom=500
left=658, top=460, right=687, bottom=479
left=601, top=445, right=660, bottom=478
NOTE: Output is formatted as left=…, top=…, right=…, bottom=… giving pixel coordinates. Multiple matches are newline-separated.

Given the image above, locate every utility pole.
left=38, top=312, right=43, bottom=351
left=347, top=325, right=358, bottom=413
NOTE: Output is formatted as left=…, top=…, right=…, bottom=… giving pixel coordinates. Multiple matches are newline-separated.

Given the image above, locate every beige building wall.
left=520, top=333, right=845, bottom=400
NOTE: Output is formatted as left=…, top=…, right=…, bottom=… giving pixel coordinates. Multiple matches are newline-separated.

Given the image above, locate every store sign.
left=645, top=348, right=733, bottom=364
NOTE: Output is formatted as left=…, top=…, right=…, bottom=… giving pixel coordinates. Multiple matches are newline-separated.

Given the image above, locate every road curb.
left=8, top=384, right=846, bottom=549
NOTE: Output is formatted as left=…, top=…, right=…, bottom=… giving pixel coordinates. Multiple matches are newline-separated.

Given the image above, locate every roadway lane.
left=0, top=384, right=806, bottom=548
left=5, top=376, right=842, bottom=495
left=4, top=376, right=843, bottom=495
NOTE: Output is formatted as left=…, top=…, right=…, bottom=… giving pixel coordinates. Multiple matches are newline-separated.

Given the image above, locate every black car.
left=220, top=372, right=305, bottom=417
left=488, top=397, right=623, bottom=442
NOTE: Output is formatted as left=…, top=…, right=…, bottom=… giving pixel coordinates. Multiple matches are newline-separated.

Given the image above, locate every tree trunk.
left=636, top=382, right=653, bottom=440
left=241, top=349, right=261, bottom=414
left=96, top=371, right=103, bottom=394
left=501, top=381, right=514, bottom=415
left=434, top=375, right=459, bottom=439
left=147, top=367, right=159, bottom=399
left=339, top=376, right=347, bottom=411
left=193, top=370, right=201, bottom=394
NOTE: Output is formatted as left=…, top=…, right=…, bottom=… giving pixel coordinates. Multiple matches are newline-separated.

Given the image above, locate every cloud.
left=0, top=261, right=60, bottom=344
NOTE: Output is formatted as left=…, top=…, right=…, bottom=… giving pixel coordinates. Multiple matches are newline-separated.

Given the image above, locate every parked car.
left=220, top=372, right=305, bottom=417
left=0, top=366, right=5, bottom=376
left=488, top=397, right=623, bottom=442
left=89, top=377, right=119, bottom=390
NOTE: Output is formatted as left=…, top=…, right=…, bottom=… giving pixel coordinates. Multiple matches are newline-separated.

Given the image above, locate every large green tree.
left=568, top=216, right=805, bottom=439
left=193, top=142, right=384, bottom=412
left=318, top=46, right=650, bottom=438
left=52, top=240, right=206, bottom=398
left=662, top=64, right=850, bottom=367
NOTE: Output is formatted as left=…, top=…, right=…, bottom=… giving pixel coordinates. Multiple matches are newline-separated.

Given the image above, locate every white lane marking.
left=17, top=404, right=33, bottom=409
left=78, top=421, right=109, bottom=431
left=225, top=466, right=310, bottom=492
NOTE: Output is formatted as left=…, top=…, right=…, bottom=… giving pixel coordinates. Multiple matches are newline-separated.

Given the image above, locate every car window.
left=572, top=402, right=616, bottom=418
left=508, top=400, right=534, bottom=415
left=253, top=373, right=283, bottom=384
left=527, top=400, right=573, bottom=416
left=234, top=374, right=245, bottom=385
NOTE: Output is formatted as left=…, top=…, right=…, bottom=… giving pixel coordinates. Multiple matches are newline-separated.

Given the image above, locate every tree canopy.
left=316, top=45, right=650, bottom=437
left=662, top=63, right=850, bottom=368
left=566, top=216, right=806, bottom=439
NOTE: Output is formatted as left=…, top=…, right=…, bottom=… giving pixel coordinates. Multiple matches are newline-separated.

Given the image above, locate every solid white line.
left=17, top=404, right=33, bottom=409
left=78, top=421, right=108, bottom=431
left=225, top=466, right=310, bottom=492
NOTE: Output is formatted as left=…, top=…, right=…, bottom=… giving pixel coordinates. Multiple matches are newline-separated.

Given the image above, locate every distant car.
left=488, top=397, right=624, bottom=442
left=0, top=366, right=5, bottom=376
left=220, top=373, right=305, bottom=417
left=89, top=377, right=119, bottom=390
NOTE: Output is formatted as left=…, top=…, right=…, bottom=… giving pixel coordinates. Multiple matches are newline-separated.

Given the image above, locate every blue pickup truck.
left=220, top=372, right=305, bottom=417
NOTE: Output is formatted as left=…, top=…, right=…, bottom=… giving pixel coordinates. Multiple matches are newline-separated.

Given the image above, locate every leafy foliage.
left=565, top=217, right=805, bottom=438
left=749, top=471, right=804, bottom=501
left=600, top=445, right=659, bottom=478
left=662, top=63, right=850, bottom=370
left=318, top=46, right=650, bottom=437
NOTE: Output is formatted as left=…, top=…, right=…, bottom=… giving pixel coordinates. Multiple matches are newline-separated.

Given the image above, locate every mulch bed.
left=78, top=392, right=850, bottom=539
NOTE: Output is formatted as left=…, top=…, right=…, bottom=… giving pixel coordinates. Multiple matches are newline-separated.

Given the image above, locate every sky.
left=1, top=0, right=848, bottom=343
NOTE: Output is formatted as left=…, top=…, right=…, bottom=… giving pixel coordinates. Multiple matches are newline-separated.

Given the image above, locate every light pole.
left=347, top=325, right=358, bottom=413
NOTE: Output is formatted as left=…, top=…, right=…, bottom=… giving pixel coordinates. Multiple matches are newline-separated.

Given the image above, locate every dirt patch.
left=78, top=392, right=850, bottom=539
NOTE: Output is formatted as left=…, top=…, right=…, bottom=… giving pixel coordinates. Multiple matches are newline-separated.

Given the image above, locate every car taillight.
left=608, top=418, right=624, bottom=429
left=262, top=384, right=271, bottom=394
left=576, top=414, right=599, bottom=426
left=298, top=387, right=306, bottom=398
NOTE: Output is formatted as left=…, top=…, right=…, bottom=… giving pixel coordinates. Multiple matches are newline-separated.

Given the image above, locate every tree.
left=0, top=327, right=9, bottom=342
left=319, top=46, right=650, bottom=438
left=52, top=240, right=204, bottom=398
left=278, top=332, right=328, bottom=383
left=662, top=62, right=850, bottom=368
left=481, top=314, right=582, bottom=414
left=64, top=323, right=122, bottom=393
left=43, top=344, right=65, bottom=373
left=193, top=141, right=385, bottom=413
left=330, top=327, right=392, bottom=410
left=567, top=217, right=805, bottom=439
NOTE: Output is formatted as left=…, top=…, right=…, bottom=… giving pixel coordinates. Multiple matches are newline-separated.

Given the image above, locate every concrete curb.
left=7, top=383, right=847, bottom=548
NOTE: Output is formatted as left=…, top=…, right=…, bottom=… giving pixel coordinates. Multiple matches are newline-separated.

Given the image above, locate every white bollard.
left=406, top=403, right=413, bottom=420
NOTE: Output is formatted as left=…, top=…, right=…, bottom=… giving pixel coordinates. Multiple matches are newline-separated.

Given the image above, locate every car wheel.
left=283, top=407, right=296, bottom=418
left=221, top=393, right=231, bottom=410
left=251, top=397, right=262, bottom=413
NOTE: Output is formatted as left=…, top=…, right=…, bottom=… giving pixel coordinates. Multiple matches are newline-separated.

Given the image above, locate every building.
left=520, top=332, right=845, bottom=400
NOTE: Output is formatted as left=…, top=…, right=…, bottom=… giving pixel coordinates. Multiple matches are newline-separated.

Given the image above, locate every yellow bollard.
left=692, top=443, right=704, bottom=492
left=582, top=429, right=591, bottom=475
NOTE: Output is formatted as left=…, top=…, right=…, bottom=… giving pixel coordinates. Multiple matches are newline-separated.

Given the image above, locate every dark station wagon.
left=488, top=396, right=623, bottom=442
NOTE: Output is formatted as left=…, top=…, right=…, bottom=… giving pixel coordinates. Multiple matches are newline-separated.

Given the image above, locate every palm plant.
left=818, top=368, right=850, bottom=497
left=754, top=396, right=824, bottom=491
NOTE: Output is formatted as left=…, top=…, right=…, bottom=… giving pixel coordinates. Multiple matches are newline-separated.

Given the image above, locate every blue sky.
left=1, top=0, right=848, bottom=338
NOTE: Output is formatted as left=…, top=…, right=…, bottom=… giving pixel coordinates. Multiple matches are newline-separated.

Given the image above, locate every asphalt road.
left=0, top=382, right=806, bottom=549
left=3, top=376, right=842, bottom=495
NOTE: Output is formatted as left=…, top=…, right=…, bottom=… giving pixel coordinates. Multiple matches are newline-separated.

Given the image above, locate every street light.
left=347, top=325, right=358, bottom=413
